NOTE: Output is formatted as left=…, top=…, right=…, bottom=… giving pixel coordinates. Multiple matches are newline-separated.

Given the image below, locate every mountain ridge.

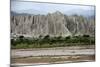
left=11, top=11, right=95, bottom=38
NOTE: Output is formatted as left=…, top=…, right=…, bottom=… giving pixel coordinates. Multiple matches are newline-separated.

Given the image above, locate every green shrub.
left=11, top=35, right=95, bottom=49
left=15, top=44, right=28, bottom=49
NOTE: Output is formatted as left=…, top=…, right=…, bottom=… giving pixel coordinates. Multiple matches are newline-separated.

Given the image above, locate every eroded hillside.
left=11, top=11, right=95, bottom=37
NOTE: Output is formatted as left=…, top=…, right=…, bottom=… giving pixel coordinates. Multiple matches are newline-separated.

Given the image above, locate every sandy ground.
left=11, top=45, right=95, bottom=58
left=11, top=55, right=95, bottom=66
left=11, top=45, right=95, bottom=66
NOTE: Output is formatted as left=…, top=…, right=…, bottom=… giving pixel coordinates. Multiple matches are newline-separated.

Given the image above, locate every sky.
left=11, top=0, right=95, bottom=15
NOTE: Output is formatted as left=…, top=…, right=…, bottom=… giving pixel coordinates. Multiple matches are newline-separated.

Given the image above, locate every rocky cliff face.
left=11, top=11, right=95, bottom=37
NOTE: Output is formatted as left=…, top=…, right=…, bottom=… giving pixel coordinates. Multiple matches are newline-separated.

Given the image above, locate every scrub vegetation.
left=11, top=35, right=95, bottom=49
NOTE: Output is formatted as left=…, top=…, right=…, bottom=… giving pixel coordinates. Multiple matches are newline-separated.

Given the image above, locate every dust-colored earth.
left=11, top=45, right=95, bottom=66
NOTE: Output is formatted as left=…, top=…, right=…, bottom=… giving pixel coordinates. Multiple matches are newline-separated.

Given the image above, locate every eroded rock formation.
left=11, top=11, right=95, bottom=37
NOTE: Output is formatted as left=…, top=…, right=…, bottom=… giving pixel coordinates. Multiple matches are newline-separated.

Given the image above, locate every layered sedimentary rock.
left=11, top=11, right=95, bottom=37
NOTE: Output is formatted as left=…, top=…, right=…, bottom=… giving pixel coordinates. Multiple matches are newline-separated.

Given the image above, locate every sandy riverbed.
left=11, top=45, right=95, bottom=58
left=11, top=45, right=95, bottom=66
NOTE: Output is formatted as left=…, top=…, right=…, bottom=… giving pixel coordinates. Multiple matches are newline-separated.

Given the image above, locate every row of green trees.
left=11, top=35, right=95, bottom=48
